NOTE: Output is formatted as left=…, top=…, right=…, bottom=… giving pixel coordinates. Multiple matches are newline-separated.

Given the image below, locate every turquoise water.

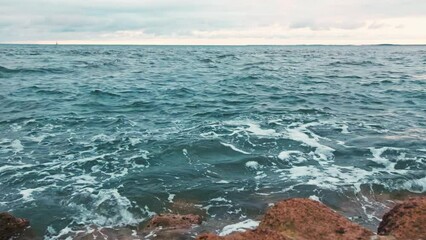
left=0, top=45, right=425, bottom=238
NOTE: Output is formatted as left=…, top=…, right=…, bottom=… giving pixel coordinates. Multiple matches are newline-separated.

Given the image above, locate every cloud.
left=0, top=0, right=425, bottom=44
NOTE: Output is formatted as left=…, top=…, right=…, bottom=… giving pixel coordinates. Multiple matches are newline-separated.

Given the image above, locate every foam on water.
left=19, top=186, right=48, bottom=202
left=245, top=161, right=260, bottom=170
left=286, top=125, right=335, bottom=161
left=403, top=177, right=426, bottom=193
left=11, top=139, right=24, bottom=153
left=218, top=219, right=260, bottom=236
left=1, top=45, right=425, bottom=238
left=224, top=120, right=280, bottom=138
left=221, top=142, right=250, bottom=154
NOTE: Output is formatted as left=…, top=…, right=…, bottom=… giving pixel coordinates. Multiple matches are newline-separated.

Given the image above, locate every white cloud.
left=0, top=0, right=425, bottom=44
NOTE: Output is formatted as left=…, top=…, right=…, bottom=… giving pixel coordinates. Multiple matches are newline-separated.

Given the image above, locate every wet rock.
left=197, top=198, right=373, bottom=240
left=378, top=197, right=426, bottom=240
left=73, top=227, right=137, bottom=240
left=0, top=212, right=30, bottom=240
left=145, top=214, right=202, bottom=230
left=169, top=200, right=206, bottom=217
left=143, top=214, right=203, bottom=239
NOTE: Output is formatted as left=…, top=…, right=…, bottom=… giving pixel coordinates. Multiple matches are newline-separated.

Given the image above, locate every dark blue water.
left=0, top=45, right=425, bottom=239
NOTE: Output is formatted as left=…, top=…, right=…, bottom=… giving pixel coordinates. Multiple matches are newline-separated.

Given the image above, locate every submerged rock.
left=378, top=197, right=426, bottom=240
left=142, top=214, right=203, bottom=239
left=146, top=214, right=202, bottom=229
left=73, top=227, right=136, bottom=240
left=197, top=198, right=374, bottom=240
left=0, top=212, right=30, bottom=240
left=169, top=200, right=206, bottom=217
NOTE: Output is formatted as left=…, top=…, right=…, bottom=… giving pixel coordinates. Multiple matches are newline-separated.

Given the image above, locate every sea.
left=0, top=45, right=425, bottom=239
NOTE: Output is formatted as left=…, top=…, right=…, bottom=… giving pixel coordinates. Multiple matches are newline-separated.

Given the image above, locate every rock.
left=145, top=214, right=202, bottom=230
left=378, top=197, right=426, bottom=240
left=73, top=227, right=137, bottom=240
left=143, top=214, right=203, bottom=239
left=197, top=229, right=289, bottom=240
left=196, top=198, right=374, bottom=240
left=169, top=200, right=206, bottom=217
left=0, top=212, right=30, bottom=240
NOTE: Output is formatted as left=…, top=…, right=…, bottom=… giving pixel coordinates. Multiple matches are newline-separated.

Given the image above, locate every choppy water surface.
left=0, top=45, right=425, bottom=238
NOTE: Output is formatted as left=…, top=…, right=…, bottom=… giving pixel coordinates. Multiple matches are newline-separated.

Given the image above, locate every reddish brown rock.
left=378, top=197, right=426, bottom=240
left=197, top=198, right=373, bottom=240
left=0, top=212, right=30, bottom=240
left=197, top=229, right=289, bottom=240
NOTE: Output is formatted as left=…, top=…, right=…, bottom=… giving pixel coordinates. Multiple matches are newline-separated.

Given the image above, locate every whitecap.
left=245, top=161, right=260, bottom=170
left=210, top=197, right=231, bottom=203
left=341, top=124, right=350, bottom=134
left=286, top=127, right=334, bottom=161
left=90, top=134, right=115, bottom=143
left=19, top=186, right=48, bottom=202
left=277, top=150, right=304, bottom=161
left=216, top=180, right=230, bottom=184
left=224, top=120, right=279, bottom=137
left=129, top=137, right=141, bottom=146
left=11, top=139, right=24, bottom=153
left=368, top=147, right=396, bottom=170
left=24, top=134, right=51, bottom=143
left=221, top=142, right=250, bottom=154
left=0, top=164, right=33, bottom=173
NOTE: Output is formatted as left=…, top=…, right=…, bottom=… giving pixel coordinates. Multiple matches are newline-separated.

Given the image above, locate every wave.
left=328, top=60, right=384, bottom=67
left=0, top=65, right=70, bottom=75
left=90, top=89, right=121, bottom=97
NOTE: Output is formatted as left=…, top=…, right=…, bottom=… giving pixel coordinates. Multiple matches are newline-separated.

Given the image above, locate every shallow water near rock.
left=0, top=45, right=425, bottom=238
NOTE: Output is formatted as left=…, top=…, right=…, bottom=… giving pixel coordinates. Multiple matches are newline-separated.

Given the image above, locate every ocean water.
left=0, top=45, right=425, bottom=238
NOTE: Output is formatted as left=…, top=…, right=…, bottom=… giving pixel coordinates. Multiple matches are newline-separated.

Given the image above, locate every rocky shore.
left=1, top=197, right=424, bottom=240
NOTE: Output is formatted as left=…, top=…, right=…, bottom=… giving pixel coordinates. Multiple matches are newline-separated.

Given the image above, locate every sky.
left=0, top=0, right=425, bottom=45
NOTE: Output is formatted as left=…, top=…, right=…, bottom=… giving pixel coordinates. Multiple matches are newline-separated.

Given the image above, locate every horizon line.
left=1, top=43, right=425, bottom=46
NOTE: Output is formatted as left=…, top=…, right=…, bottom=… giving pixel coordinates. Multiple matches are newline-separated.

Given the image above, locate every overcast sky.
left=0, top=0, right=425, bottom=44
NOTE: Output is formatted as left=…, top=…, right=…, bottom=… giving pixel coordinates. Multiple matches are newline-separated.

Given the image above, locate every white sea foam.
left=368, top=147, right=397, bottom=170
left=245, top=161, right=260, bottom=170
left=19, top=186, right=48, bottom=202
left=129, top=137, right=141, bottom=146
left=224, top=120, right=279, bottom=137
left=68, top=188, right=142, bottom=227
left=341, top=124, right=350, bottom=134
left=200, top=131, right=219, bottom=138
left=245, top=123, right=278, bottom=137
left=168, top=193, right=175, bottom=203
left=10, top=123, right=22, bottom=131
left=286, top=127, right=334, bottom=161
left=210, top=197, right=231, bottom=203
left=283, top=165, right=371, bottom=190
left=309, top=195, right=321, bottom=202
left=216, top=180, right=230, bottom=184
left=0, top=164, right=33, bottom=173
left=91, top=134, right=115, bottom=143
left=11, top=139, right=24, bottom=153
left=24, top=134, right=51, bottom=143
left=278, top=150, right=305, bottom=162
left=221, top=142, right=250, bottom=154
left=403, top=177, right=426, bottom=193
left=218, top=219, right=260, bottom=236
